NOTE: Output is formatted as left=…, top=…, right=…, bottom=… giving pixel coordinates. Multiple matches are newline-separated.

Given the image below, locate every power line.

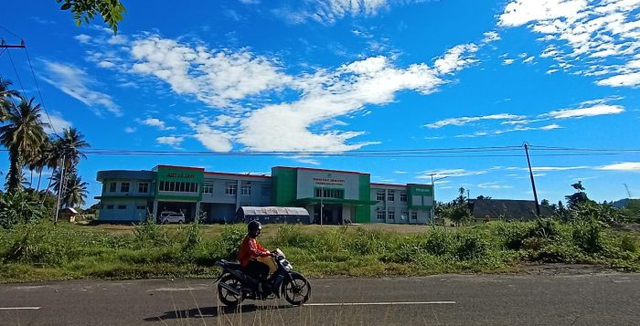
left=5, top=49, right=27, bottom=96
left=24, top=44, right=58, bottom=136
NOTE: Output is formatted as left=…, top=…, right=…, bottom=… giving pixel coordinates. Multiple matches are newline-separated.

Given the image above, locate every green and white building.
left=96, top=165, right=434, bottom=224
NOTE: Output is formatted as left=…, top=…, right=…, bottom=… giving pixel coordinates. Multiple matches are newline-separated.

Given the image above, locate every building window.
left=109, top=182, right=117, bottom=192
left=225, top=184, right=237, bottom=195
left=387, top=190, right=394, bottom=202
left=401, top=211, right=408, bottom=220
left=203, top=183, right=213, bottom=194
left=376, top=190, right=385, bottom=201
left=411, top=212, right=418, bottom=220
left=315, top=188, right=344, bottom=199
left=106, top=205, right=114, bottom=210
left=117, top=205, right=126, bottom=210
left=136, top=205, right=146, bottom=210
left=377, top=210, right=385, bottom=220
left=240, top=184, right=251, bottom=196
left=261, top=185, right=271, bottom=197
left=138, top=183, right=148, bottom=193
left=120, top=182, right=130, bottom=193
left=387, top=210, right=395, bottom=220
left=400, top=192, right=407, bottom=202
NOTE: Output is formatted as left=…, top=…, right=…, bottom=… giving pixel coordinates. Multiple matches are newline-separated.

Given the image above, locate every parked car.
left=159, top=210, right=185, bottom=224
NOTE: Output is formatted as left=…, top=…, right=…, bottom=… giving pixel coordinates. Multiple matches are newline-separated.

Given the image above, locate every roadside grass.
left=1, top=219, right=639, bottom=283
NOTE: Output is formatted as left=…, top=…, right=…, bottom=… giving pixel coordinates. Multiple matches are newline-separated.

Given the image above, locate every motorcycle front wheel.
left=283, top=274, right=311, bottom=306
left=217, top=274, right=243, bottom=307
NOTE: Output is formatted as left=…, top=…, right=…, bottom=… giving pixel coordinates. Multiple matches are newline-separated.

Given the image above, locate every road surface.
left=1, top=272, right=639, bottom=325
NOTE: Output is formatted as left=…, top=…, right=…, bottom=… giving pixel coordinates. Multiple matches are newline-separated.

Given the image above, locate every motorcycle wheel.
left=217, top=274, right=243, bottom=307
left=283, top=274, right=311, bottom=306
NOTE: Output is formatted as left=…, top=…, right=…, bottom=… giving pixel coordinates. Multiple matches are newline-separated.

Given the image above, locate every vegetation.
left=0, top=217, right=638, bottom=283
left=57, top=0, right=126, bottom=33
left=0, top=76, right=91, bottom=229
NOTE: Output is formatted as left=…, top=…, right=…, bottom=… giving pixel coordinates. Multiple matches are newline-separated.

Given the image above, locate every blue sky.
left=1, top=0, right=639, bottom=206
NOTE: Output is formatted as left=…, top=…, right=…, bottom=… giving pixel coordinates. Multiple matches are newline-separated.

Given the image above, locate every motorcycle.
left=215, top=249, right=311, bottom=307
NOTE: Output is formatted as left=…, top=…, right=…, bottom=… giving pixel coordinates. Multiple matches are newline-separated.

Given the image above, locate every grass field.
left=1, top=219, right=639, bottom=283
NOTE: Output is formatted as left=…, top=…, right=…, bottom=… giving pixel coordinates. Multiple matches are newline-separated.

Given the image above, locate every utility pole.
left=524, top=143, right=541, bottom=216
left=319, top=186, right=323, bottom=227
left=54, top=155, right=66, bottom=225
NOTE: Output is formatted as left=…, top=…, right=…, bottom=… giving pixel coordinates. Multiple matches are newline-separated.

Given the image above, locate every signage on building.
left=312, top=177, right=345, bottom=186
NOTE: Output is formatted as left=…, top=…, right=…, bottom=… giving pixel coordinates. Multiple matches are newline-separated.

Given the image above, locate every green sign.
left=156, top=167, right=204, bottom=201
left=408, top=185, right=434, bottom=209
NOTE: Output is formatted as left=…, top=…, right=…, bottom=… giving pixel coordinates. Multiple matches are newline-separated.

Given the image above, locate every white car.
left=159, top=211, right=185, bottom=224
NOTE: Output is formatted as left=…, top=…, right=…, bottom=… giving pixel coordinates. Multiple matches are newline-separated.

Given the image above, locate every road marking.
left=306, top=301, right=456, bottom=306
left=0, top=307, right=41, bottom=311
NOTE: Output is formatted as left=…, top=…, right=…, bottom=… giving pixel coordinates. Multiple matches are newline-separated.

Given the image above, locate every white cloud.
left=74, top=34, right=91, bottom=44
left=478, top=182, right=513, bottom=189
left=394, top=170, right=408, bottom=174
left=416, top=169, right=489, bottom=179
left=142, top=117, right=176, bottom=130
left=157, top=136, right=184, bottom=147
left=523, top=56, right=535, bottom=63
left=531, top=166, right=589, bottom=172
left=503, top=58, right=515, bottom=65
left=42, top=113, right=72, bottom=134
left=124, top=127, right=136, bottom=133
left=286, top=156, right=321, bottom=165
left=425, top=113, right=525, bottom=128
left=41, top=60, right=121, bottom=116
left=239, top=0, right=260, bottom=4
left=277, top=0, right=398, bottom=24
left=130, top=36, right=291, bottom=108
left=544, top=104, right=624, bottom=119
left=499, top=0, right=640, bottom=88
left=482, top=31, right=501, bottom=43
left=597, top=162, right=640, bottom=172
left=97, top=61, right=116, bottom=68
left=434, top=43, right=479, bottom=75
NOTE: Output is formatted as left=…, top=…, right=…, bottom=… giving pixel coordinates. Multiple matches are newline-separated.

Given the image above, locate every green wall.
left=355, top=174, right=371, bottom=223
left=155, top=167, right=204, bottom=201
left=272, top=168, right=297, bottom=206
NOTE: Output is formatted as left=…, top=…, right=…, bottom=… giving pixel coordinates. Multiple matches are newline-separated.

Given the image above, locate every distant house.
left=59, top=207, right=79, bottom=223
left=469, top=199, right=553, bottom=221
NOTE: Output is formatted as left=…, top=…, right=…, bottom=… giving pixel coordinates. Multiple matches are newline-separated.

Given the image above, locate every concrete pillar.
left=195, top=201, right=201, bottom=221
left=152, top=200, right=158, bottom=221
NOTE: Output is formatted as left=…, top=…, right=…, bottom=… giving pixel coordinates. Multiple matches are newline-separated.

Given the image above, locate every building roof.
left=238, top=206, right=309, bottom=216
left=471, top=199, right=554, bottom=220
left=272, top=166, right=370, bottom=176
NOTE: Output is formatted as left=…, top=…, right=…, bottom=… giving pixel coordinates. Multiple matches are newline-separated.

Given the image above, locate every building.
left=95, top=165, right=434, bottom=224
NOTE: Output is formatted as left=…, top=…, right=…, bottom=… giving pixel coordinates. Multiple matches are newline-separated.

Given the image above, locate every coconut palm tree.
left=61, top=172, right=88, bottom=208
left=0, top=97, right=49, bottom=192
left=57, top=127, right=89, bottom=173
left=0, top=77, right=19, bottom=121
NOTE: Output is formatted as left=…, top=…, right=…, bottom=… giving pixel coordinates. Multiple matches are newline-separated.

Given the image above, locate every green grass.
left=1, top=219, right=639, bottom=283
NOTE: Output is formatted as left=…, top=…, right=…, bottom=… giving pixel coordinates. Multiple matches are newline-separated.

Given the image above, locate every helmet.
left=248, top=220, right=262, bottom=237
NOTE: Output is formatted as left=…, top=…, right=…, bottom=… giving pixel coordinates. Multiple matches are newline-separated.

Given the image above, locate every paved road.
left=1, top=273, right=639, bottom=325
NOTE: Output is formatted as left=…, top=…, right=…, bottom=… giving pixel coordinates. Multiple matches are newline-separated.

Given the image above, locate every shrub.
left=572, top=219, right=605, bottom=254
left=132, top=214, right=170, bottom=246
left=0, top=191, right=47, bottom=229
left=619, top=234, right=639, bottom=253
left=271, top=224, right=319, bottom=250
left=423, top=229, right=454, bottom=256
left=348, top=227, right=390, bottom=255
left=455, top=232, right=489, bottom=260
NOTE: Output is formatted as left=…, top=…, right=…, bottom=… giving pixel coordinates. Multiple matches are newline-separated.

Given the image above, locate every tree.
left=56, top=127, right=89, bottom=174
left=565, top=181, right=590, bottom=209
left=61, top=172, right=88, bottom=208
left=0, top=97, right=49, bottom=192
left=0, top=77, right=20, bottom=120
left=57, top=0, right=126, bottom=33
left=457, top=187, right=467, bottom=205
left=541, top=199, right=550, bottom=207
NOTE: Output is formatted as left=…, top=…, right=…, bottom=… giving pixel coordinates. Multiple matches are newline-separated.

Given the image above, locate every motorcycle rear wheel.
left=283, top=274, right=311, bottom=306
left=217, top=274, right=243, bottom=307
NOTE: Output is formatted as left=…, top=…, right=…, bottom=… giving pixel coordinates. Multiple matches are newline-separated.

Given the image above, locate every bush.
left=572, top=219, right=605, bottom=254
left=132, top=214, right=170, bottom=246
left=422, top=229, right=454, bottom=256
left=0, top=191, right=47, bottom=229
left=455, top=232, right=489, bottom=260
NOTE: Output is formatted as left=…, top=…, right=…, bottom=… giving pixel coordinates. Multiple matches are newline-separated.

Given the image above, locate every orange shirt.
left=237, top=236, right=270, bottom=267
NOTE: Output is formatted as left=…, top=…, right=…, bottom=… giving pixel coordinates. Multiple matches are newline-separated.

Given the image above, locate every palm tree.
left=62, top=172, right=88, bottom=208
left=57, top=127, right=90, bottom=173
left=0, top=97, right=49, bottom=192
left=29, top=138, right=56, bottom=190
left=0, top=77, right=20, bottom=121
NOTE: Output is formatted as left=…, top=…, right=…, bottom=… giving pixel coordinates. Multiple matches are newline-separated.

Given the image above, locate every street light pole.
left=320, top=186, right=323, bottom=227
left=429, top=174, right=448, bottom=223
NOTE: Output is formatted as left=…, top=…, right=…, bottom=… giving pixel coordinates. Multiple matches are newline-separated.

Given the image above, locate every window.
left=376, top=190, right=385, bottom=201
left=387, top=190, right=394, bottom=202
left=180, top=182, right=187, bottom=192
left=203, top=183, right=213, bottom=194
left=411, top=212, right=418, bottom=220
left=261, top=185, right=271, bottom=197
left=136, top=205, right=146, bottom=210
left=109, top=182, right=117, bottom=192
left=159, top=181, right=165, bottom=191
left=315, top=188, right=344, bottom=199
left=377, top=210, right=385, bottom=220
left=241, top=184, right=251, bottom=196
left=400, top=193, right=407, bottom=202
left=387, top=210, right=395, bottom=220
left=138, top=183, right=148, bottom=193
left=117, top=205, right=127, bottom=210
left=106, top=205, right=114, bottom=210
left=120, top=182, right=130, bottom=193
left=401, top=211, right=408, bottom=220
left=169, top=182, right=175, bottom=192
left=226, top=184, right=237, bottom=195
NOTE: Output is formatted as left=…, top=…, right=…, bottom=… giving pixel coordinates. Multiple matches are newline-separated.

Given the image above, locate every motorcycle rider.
left=238, top=220, right=272, bottom=293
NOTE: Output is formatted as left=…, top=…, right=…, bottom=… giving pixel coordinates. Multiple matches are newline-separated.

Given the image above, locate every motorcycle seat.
left=220, top=260, right=242, bottom=269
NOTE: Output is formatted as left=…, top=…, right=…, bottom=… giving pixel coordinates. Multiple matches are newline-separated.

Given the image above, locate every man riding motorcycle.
left=237, top=220, right=273, bottom=293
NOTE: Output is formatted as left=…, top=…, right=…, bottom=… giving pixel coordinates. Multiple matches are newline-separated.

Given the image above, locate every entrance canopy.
left=237, top=206, right=311, bottom=224
left=296, top=198, right=379, bottom=206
